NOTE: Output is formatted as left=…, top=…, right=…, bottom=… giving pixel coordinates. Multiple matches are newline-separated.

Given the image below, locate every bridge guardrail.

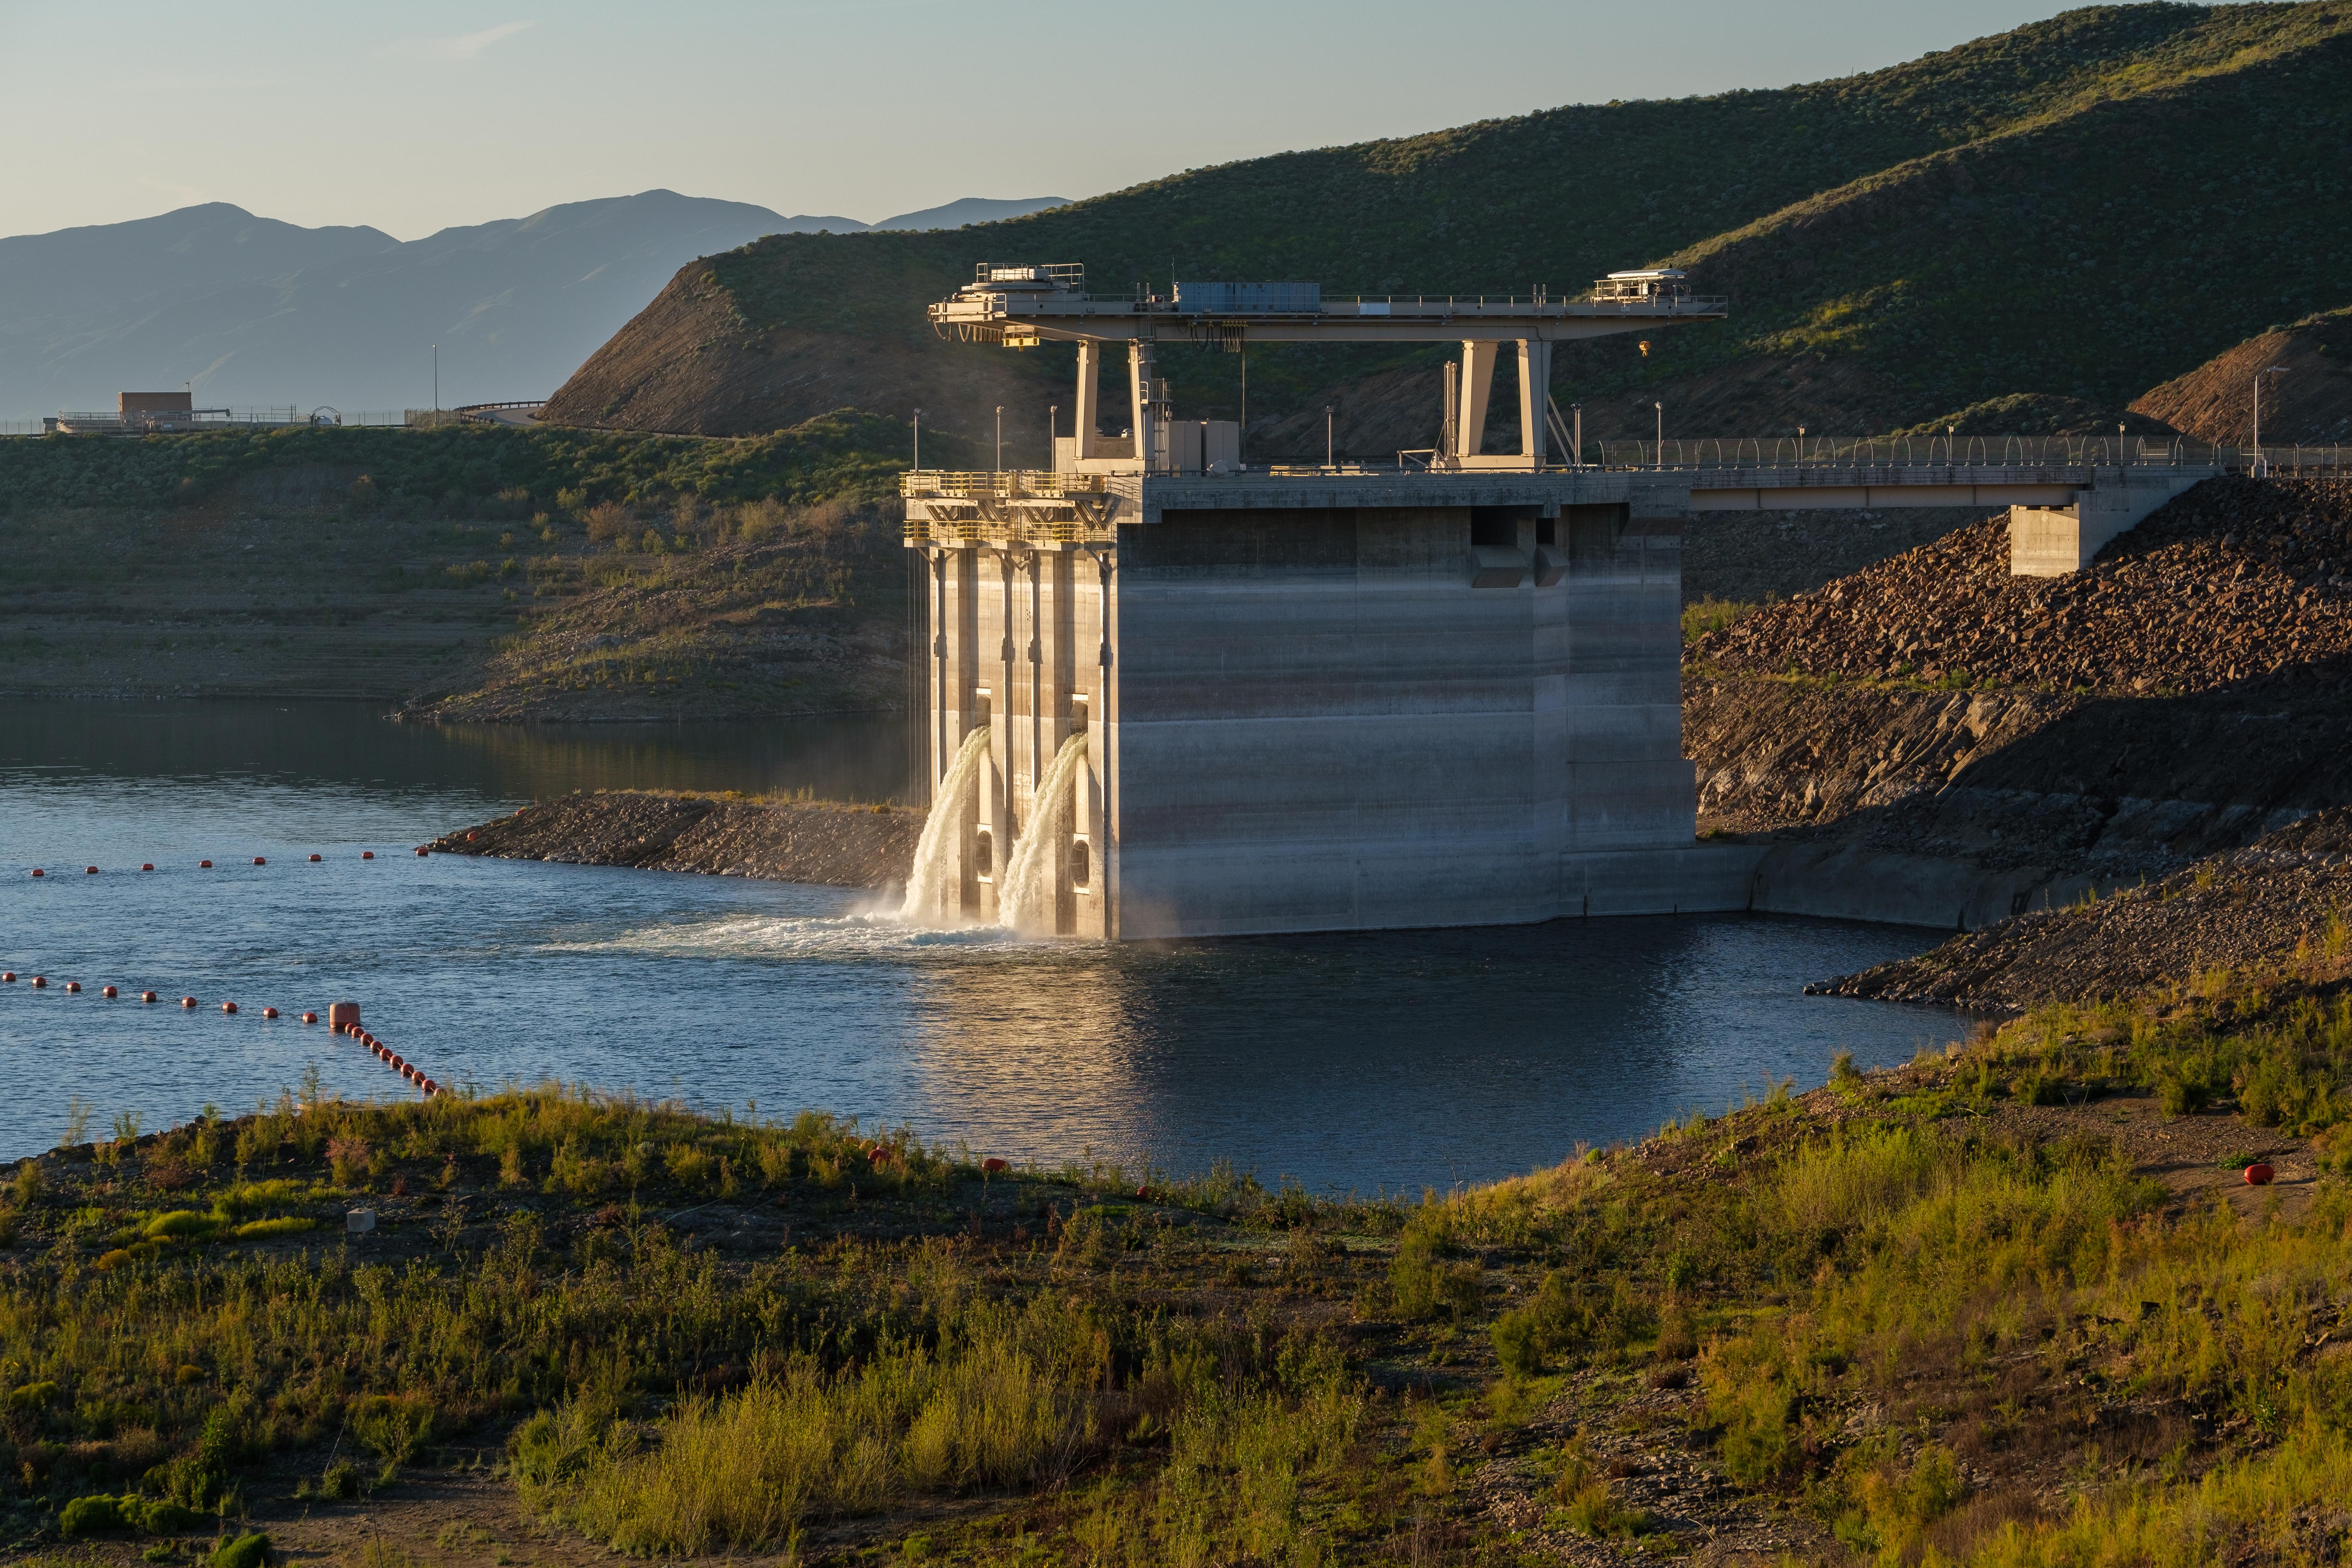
left=1588, top=437, right=2347, bottom=471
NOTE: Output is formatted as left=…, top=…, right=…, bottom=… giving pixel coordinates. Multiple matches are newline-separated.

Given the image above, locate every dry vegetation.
left=2, top=974, right=2350, bottom=1566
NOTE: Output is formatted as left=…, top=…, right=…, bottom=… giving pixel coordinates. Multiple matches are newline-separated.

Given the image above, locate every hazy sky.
left=3, top=0, right=2081, bottom=240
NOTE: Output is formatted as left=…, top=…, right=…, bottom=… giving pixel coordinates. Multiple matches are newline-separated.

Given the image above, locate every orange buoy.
left=301, top=1011, right=317, bottom=1024
left=1, top=973, right=13, bottom=983
left=982, top=1157, right=1008, bottom=1173
left=420, top=1079, right=437, bottom=1095
left=29, top=869, right=42, bottom=878
left=362, top=850, right=375, bottom=859
left=141, top=990, right=157, bottom=1003
left=388, top=1054, right=405, bottom=1071
left=2245, top=1162, right=2276, bottom=1186
left=64, top=981, right=81, bottom=993
left=308, top=853, right=322, bottom=862
left=84, top=866, right=98, bottom=875
left=252, top=856, right=265, bottom=866
left=30, top=976, right=46, bottom=988
left=101, top=985, right=118, bottom=998
left=327, top=1001, right=360, bottom=1031
left=415, top=847, right=429, bottom=857
left=180, top=996, right=196, bottom=1008
left=221, top=1001, right=238, bottom=1014
left=141, top=863, right=154, bottom=872
left=261, top=1006, right=278, bottom=1019
left=199, top=860, right=212, bottom=869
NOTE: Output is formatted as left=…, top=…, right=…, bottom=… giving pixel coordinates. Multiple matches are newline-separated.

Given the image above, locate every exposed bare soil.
left=2131, top=305, right=2352, bottom=446
left=427, top=791, right=921, bottom=889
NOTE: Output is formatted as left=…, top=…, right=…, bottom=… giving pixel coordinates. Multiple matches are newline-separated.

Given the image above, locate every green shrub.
left=1491, top=1309, right=1541, bottom=1378
left=209, top=1533, right=270, bottom=1568
left=59, top=1494, right=126, bottom=1535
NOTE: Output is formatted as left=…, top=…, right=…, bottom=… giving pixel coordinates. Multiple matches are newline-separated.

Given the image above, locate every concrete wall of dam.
left=1110, top=501, right=1697, bottom=936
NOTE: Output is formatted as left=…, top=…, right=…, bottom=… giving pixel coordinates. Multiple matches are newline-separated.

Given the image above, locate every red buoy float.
left=221, top=1001, right=238, bottom=1014
left=30, top=976, right=46, bottom=988
left=2245, top=1162, right=2276, bottom=1186
left=180, top=996, right=196, bottom=1008
left=982, top=1157, right=1008, bottom=1173
left=1, top=973, right=14, bottom=983
left=301, top=1011, right=317, bottom=1024
left=362, top=850, right=375, bottom=859
left=29, top=869, right=42, bottom=878
left=252, top=856, right=265, bottom=866
left=327, top=1001, right=360, bottom=1031
left=141, top=863, right=154, bottom=872
left=64, top=981, right=81, bottom=993
left=199, top=860, right=212, bottom=869
left=420, top=1079, right=437, bottom=1095
left=84, top=866, right=97, bottom=876
left=415, top=847, right=429, bottom=857
left=261, top=1006, right=279, bottom=1019
left=102, top=985, right=118, bottom=998
left=141, top=991, right=157, bottom=1003
left=388, top=1054, right=405, bottom=1072
left=308, top=854, right=322, bottom=862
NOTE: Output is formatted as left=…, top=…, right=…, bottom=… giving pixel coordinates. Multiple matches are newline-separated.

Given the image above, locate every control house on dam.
left=902, top=264, right=1735, bottom=939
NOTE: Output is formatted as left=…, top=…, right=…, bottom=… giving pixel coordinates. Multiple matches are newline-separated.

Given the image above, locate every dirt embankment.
left=1693, top=476, right=2352, bottom=697
left=430, top=792, right=922, bottom=889
left=540, top=258, right=1048, bottom=442
left=2131, top=305, right=2352, bottom=446
left=1813, top=808, right=2352, bottom=1011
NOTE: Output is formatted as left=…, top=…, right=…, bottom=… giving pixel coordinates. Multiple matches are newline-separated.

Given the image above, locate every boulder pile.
left=1692, top=476, right=2352, bottom=695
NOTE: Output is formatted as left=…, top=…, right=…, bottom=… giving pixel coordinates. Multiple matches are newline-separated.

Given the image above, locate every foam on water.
left=554, top=910, right=1033, bottom=962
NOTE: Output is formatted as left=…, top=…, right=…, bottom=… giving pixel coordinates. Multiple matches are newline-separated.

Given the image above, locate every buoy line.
left=1, top=975, right=444, bottom=1100
left=25, top=849, right=384, bottom=878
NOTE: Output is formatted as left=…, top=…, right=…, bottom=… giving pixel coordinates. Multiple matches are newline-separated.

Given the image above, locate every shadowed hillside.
left=546, top=3, right=2352, bottom=456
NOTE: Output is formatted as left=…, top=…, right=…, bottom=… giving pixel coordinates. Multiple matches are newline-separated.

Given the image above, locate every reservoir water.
left=0, top=700, right=1965, bottom=1192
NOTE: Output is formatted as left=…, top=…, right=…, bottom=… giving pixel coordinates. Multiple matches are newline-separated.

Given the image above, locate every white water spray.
left=895, top=727, right=991, bottom=925
left=998, top=732, right=1090, bottom=936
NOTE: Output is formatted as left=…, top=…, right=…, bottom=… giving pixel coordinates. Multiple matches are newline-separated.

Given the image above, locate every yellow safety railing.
left=900, top=469, right=1107, bottom=499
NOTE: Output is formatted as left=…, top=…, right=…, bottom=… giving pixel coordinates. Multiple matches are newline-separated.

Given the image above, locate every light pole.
left=1049, top=404, right=1058, bottom=471
left=431, top=344, right=438, bottom=419
left=1797, top=425, right=1806, bottom=468
left=994, top=406, right=1003, bottom=474
left=1653, top=402, right=1663, bottom=467
left=1570, top=402, right=1582, bottom=468
left=912, top=408, right=922, bottom=472
left=1325, top=405, right=1335, bottom=470
left=2252, top=365, right=2286, bottom=476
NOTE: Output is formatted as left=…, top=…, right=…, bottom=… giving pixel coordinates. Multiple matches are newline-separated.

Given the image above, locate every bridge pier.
left=2008, top=468, right=2207, bottom=577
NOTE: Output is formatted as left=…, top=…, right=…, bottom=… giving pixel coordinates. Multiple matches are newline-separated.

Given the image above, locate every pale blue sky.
left=2, top=0, right=2085, bottom=240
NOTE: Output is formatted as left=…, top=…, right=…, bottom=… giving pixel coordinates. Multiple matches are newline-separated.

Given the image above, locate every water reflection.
left=0, top=702, right=1963, bottom=1189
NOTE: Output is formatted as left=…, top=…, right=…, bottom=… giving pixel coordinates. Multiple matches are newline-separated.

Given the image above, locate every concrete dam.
left=899, top=265, right=2219, bottom=938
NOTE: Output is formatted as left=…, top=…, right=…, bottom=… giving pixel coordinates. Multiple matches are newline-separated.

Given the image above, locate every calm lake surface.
left=0, top=700, right=1964, bottom=1190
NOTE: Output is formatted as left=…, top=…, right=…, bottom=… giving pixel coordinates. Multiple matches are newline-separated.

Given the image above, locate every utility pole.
left=1654, top=402, right=1663, bottom=467
left=1049, top=404, right=1058, bottom=472
left=913, top=408, right=922, bottom=472
left=2252, top=365, right=2286, bottom=476
left=1570, top=402, right=1582, bottom=468
left=432, top=344, right=438, bottom=419
left=994, top=405, right=1003, bottom=474
left=1324, top=405, right=1335, bottom=470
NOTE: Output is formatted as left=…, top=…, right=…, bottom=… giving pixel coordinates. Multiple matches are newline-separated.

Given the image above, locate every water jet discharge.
left=904, top=265, right=1732, bottom=937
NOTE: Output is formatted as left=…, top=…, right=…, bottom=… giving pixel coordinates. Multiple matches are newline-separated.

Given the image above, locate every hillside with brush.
left=0, top=416, right=948, bottom=716
left=547, top=3, right=2352, bottom=455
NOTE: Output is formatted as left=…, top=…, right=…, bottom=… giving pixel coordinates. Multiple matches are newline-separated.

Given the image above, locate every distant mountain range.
left=0, top=192, right=1069, bottom=417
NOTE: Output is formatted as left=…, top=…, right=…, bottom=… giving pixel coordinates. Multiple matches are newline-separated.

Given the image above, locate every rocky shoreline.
left=1809, top=807, right=2352, bottom=1011
left=427, top=790, right=922, bottom=889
